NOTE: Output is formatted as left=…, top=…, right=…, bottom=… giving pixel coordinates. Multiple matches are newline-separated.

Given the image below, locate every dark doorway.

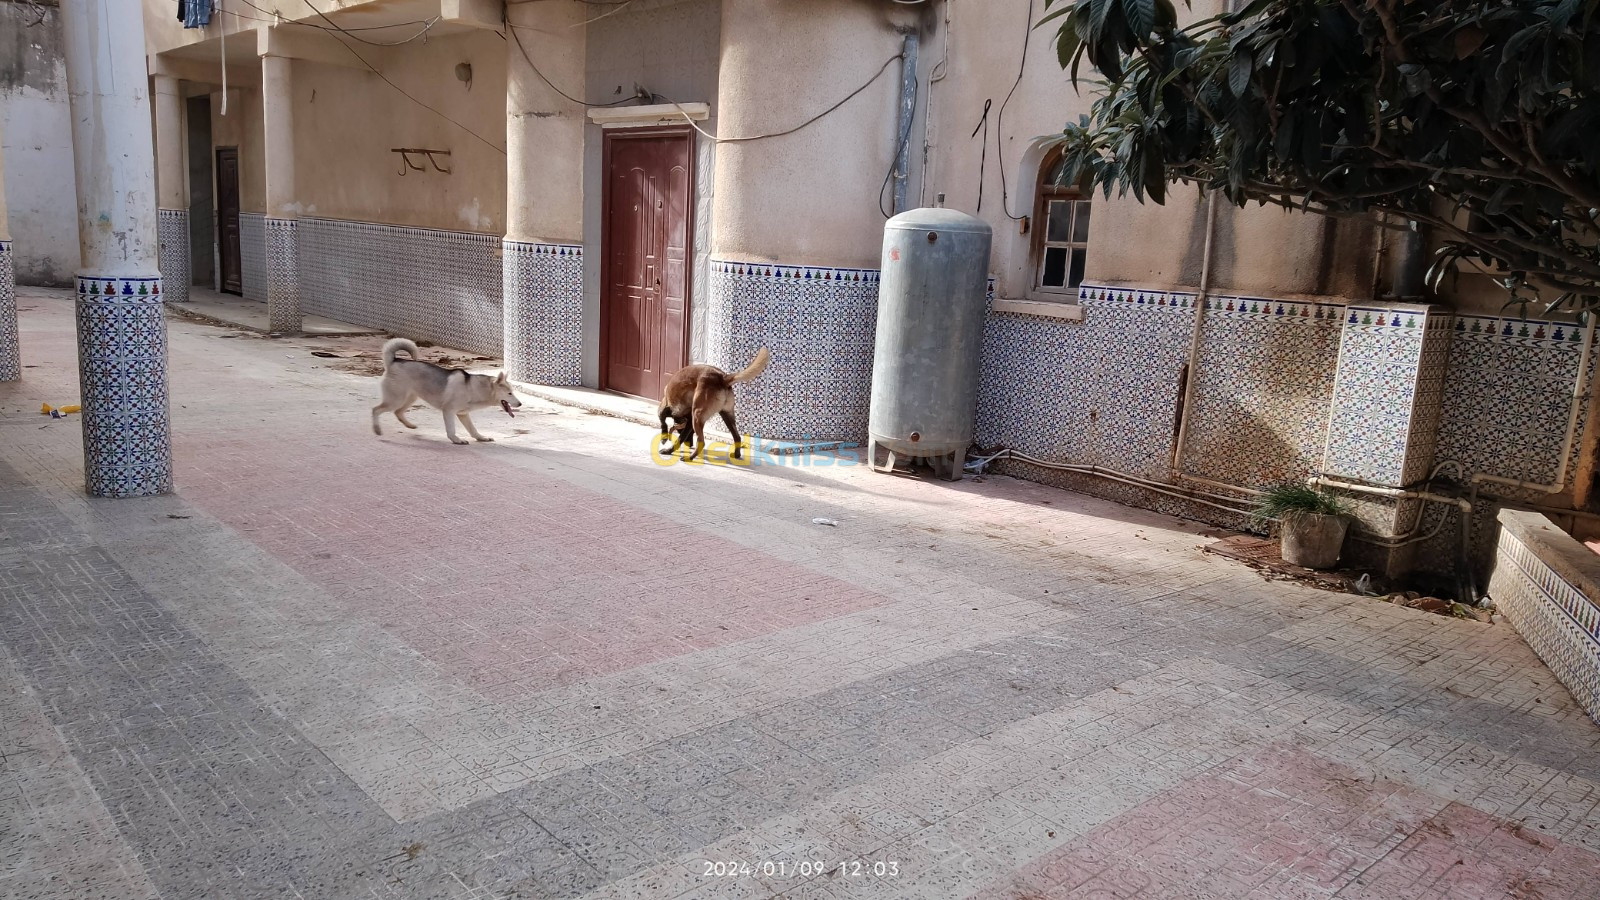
left=187, top=96, right=214, bottom=288
left=216, top=147, right=241, bottom=295
left=601, top=129, right=692, bottom=400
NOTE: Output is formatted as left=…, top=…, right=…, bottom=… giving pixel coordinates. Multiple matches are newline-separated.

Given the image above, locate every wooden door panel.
left=602, top=133, right=693, bottom=400
left=217, top=147, right=242, bottom=295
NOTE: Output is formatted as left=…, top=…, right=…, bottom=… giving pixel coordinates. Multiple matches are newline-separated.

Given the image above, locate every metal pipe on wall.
left=893, top=31, right=919, bottom=215
left=1170, top=190, right=1222, bottom=482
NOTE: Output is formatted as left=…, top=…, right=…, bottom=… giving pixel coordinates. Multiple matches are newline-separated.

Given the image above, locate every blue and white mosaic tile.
left=974, top=284, right=1195, bottom=480
left=75, top=275, right=172, bottom=497
left=707, top=259, right=880, bottom=443
left=1322, top=304, right=1449, bottom=486
left=1490, top=530, right=1600, bottom=725
left=1181, top=294, right=1346, bottom=488
left=157, top=208, right=190, bottom=305
left=265, top=217, right=299, bottom=333
left=297, top=218, right=503, bottom=357
left=239, top=212, right=267, bottom=301
left=0, top=240, right=17, bottom=382
left=1436, top=313, right=1595, bottom=495
left=503, top=241, right=582, bottom=385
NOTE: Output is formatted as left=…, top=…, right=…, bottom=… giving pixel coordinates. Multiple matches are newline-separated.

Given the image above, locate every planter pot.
left=1280, top=512, right=1349, bottom=569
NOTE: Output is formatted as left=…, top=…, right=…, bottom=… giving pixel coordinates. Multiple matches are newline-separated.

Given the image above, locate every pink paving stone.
left=176, top=430, right=891, bottom=692
left=970, top=745, right=1600, bottom=900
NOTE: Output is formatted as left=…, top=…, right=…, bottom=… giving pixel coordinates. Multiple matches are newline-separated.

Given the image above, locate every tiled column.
left=1322, top=303, right=1453, bottom=572
left=154, top=75, right=190, bottom=304
left=1323, top=303, right=1453, bottom=487
left=503, top=242, right=583, bottom=384
left=262, top=51, right=300, bottom=333
left=0, top=135, right=19, bottom=382
left=61, top=0, right=172, bottom=496
left=502, top=0, right=585, bottom=384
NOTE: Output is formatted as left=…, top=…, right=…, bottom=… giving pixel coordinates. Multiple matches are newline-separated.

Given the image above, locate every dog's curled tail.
left=382, top=338, right=419, bottom=369
left=730, top=347, right=771, bottom=384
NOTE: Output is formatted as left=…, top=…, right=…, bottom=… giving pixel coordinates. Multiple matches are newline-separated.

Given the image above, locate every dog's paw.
left=402, top=421, right=418, bottom=429
left=450, top=437, right=470, bottom=445
left=475, top=436, right=495, bottom=442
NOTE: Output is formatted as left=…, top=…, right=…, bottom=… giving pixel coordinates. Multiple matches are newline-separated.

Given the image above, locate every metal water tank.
left=869, top=207, right=993, bottom=480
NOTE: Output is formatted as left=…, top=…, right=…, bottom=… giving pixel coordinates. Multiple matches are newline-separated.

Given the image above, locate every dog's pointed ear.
left=496, top=371, right=507, bottom=384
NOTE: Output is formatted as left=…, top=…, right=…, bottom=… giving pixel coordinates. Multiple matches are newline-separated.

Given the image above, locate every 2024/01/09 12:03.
left=702, top=860, right=901, bottom=878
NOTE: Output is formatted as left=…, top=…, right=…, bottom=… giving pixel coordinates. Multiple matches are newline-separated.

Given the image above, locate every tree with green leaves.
left=1043, top=0, right=1600, bottom=313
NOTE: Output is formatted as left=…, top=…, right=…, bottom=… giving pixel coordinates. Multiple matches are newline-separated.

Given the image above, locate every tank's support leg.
left=943, top=448, right=965, bottom=482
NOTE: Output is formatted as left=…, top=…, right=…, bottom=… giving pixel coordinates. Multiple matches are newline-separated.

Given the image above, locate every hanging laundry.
left=182, top=0, right=213, bottom=28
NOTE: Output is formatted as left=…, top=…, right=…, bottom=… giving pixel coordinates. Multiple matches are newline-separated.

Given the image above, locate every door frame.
left=215, top=146, right=242, bottom=295
left=598, top=125, right=696, bottom=397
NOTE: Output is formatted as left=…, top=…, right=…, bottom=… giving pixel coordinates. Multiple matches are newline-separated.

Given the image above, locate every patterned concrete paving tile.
left=970, top=744, right=1600, bottom=900
left=0, top=641, right=161, bottom=900
left=4, top=289, right=1600, bottom=900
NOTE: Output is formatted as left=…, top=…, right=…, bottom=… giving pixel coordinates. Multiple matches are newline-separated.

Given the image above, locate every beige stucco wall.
left=289, top=31, right=506, bottom=232
left=712, top=0, right=917, bottom=268
left=922, top=0, right=1379, bottom=302
left=507, top=0, right=586, bottom=244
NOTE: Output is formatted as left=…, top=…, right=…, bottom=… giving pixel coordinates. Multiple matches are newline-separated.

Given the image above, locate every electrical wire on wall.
left=973, top=0, right=1035, bottom=220
left=879, top=72, right=920, bottom=219
left=223, top=0, right=505, bottom=153
left=971, top=98, right=991, bottom=212
left=228, top=0, right=441, bottom=45
left=503, top=23, right=639, bottom=108
left=656, top=52, right=905, bottom=145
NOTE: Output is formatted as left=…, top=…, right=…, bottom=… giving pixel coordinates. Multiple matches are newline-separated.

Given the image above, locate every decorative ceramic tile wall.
left=0, top=241, right=17, bottom=382
left=1181, top=295, right=1345, bottom=487
left=75, top=275, right=172, bottom=497
left=265, top=217, right=299, bottom=333
left=706, top=259, right=879, bottom=442
left=974, top=284, right=1196, bottom=480
left=1489, top=527, right=1600, bottom=724
left=239, top=212, right=267, bottom=302
left=1436, top=313, right=1595, bottom=493
left=157, top=209, right=190, bottom=305
left=1322, top=304, right=1451, bottom=486
left=297, top=218, right=503, bottom=357
left=503, top=241, right=582, bottom=385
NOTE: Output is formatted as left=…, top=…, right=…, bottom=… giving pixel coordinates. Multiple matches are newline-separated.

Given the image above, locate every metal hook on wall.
left=392, top=148, right=451, bottom=176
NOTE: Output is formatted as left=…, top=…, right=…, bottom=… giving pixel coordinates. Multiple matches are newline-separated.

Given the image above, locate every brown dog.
left=658, top=348, right=771, bottom=461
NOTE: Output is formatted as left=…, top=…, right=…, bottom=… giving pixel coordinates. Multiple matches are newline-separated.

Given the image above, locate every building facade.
left=4, top=0, right=1595, bottom=578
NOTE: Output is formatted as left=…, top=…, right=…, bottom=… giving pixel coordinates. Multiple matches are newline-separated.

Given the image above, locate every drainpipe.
left=1388, top=220, right=1426, bottom=299
left=1170, top=191, right=1237, bottom=493
left=893, top=30, right=919, bottom=215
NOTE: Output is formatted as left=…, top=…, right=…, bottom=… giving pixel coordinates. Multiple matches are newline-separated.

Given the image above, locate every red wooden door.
left=603, top=132, right=691, bottom=399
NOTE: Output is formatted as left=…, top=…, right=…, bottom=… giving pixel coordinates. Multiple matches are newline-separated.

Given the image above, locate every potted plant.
left=1253, top=483, right=1352, bottom=570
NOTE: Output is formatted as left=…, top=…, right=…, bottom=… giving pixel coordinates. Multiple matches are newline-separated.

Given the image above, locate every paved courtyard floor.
left=3, top=286, right=1600, bottom=900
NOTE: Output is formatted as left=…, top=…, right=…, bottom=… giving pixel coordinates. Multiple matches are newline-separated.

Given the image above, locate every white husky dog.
left=371, top=338, right=523, bottom=444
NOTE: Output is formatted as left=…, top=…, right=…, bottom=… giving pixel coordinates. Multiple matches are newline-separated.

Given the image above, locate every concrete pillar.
left=502, top=1, right=586, bottom=385
left=60, top=0, right=172, bottom=497
left=154, top=74, right=191, bottom=304
left=707, top=0, right=912, bottom=442
left=0, top=129, right=19, bottom=382
left=262, top=52, right=299, bottom=334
